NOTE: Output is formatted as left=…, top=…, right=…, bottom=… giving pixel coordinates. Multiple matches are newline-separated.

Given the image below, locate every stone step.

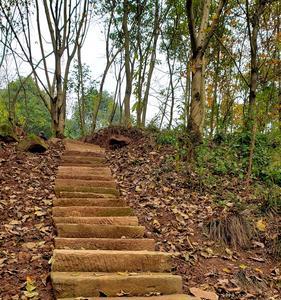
left=53, top=197, right=125, bottom=207
left=56, top=191, right=117, bottom=198
left=53, top=206, right=133, bottom=217
left=58, top=295, right=197, bottom=300
left=53, top=216, right=138, bottom=226
left=58, top=166, right=112, bottom=176
left=55, top=185, right=119, bottom=196
left=55, top=179, right=116, bottom=189
left=56, top=224, right=145, bottom=238
left=52, top=249, right=176, bottom=273
left=57, top=173, right=113, bottom=181
left=64, top=150, right=105, bottom=157
left=65, top=141, right=104, bottom=153
left=60, top=160, right=105, bottom=167
left=62, top=155, right=105, bottom=162
left=51, top=272, right=183, bottom=298
left=55, top=237, right=155, bottom=250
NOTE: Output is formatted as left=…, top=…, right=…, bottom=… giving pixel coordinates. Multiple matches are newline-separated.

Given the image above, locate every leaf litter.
left=0, top=140, right=63, bottom=299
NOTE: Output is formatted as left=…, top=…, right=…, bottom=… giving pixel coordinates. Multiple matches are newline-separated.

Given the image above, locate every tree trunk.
left=187, top=54, right=205, bottom=144
left=122, top=0, right=132, bottom=127
left=210, top=48, right=220, bottom=138
left=51, top=94, right=65, bottom=138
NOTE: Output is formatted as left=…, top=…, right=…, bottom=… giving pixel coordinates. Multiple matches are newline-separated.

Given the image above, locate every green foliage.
left=156, top=130, right=178, bottom=145
left=0, top=77, right=52, bottom=136
left=258, top=184, right=281, bottom=214
left=196, top=131, right=281, bottom=186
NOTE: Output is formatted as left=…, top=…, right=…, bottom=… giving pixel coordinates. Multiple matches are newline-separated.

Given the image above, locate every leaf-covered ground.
left=0, top=140, right=62, bottom=300
left=102, top=130, right=280, bottom=300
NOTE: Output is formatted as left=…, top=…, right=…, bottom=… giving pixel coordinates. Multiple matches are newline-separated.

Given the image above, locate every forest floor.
left=0, top=130, right=280, bottom=300
left=91, top=128, right=280, bottom=300
left=0, top=140, right=63, bottom=300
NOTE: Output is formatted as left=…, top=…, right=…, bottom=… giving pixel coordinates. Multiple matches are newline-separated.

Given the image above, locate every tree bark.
left=186, top=0, right=227, bottom=144
left=122, top=0, right=132, bottom=127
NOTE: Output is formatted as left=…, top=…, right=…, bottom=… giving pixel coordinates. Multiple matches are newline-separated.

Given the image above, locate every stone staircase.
left=51, top=140, right=197, bottom=300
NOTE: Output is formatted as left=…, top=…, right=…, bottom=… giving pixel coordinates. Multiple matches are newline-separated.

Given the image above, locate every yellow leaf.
left=256, top=219, right=267, bottom=232
left=255, top=268, right=263, bottom=274
left=223, top=268, right=232, bottom=274
left=239, top=264, right=247, bottom=270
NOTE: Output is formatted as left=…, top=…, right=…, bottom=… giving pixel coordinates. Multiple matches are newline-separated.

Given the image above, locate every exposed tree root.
left=206, top=212, right=254, bottom=249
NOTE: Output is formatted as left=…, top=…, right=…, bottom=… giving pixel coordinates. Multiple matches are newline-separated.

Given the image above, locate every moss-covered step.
left=51, top=272, right=183, bottom=298
left=55, top=185, right=119, bottom=196
left=56, top=191, right=117, bottom=198
left=53, top=206, right=132, bottom=217
left=55, top=179, right=116, bottom=189
left=53, top=197, right=125, bottom=207
left=55, top=224, right=145, bottom=238
left=58, top=166, right=112, bottom=176
left=58, top=295, right=198, bottom=300
left=54, top=237, right=155, bottom=251
left=17, top=135, right=48, bottom=152
left=53, top=216, right=138, bottom=226
left=0, top=123, right=18, bottom=142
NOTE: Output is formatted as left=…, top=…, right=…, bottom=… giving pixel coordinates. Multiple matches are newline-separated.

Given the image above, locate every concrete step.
left=52, top=249, right=176, bottom=273
left=51, top=272, right=183, bottom=298
left=53, top=216, right=138, bottom=226
left=58, top=295, right=198, bottom=300
left=55, top=185, right=119, bottom=196
left=53, top=197, right=125, bottom=207
left=53, top=206, right=133, bottom=217
left=55, top=179, right=117, bottom=189
left=56, top=224, right=145, bottom=238
left=55, top=237, right=155, bottom=250
left=56, top=191, right=117, bottom=198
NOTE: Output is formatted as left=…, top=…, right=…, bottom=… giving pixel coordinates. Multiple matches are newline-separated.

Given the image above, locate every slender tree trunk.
left=246, top=0, right=267, bottom=180
left=122, top=0, right=132, bottom=127
left=187, top=54, right=205, bottom=144
left=210, top=48, right=220, bottom=138
left=141, top=0, right=160, bottom=127
left=185, top=0, right=227, bottom=146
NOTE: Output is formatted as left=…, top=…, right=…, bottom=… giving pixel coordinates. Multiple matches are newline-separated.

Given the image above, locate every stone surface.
left=0, top=123, right=18, bottom=142
left=56, top=191, right=117, bottom=198
left=53, top=216, right=138, bottom=226
left=58, top=296, right=198, bottom=300
left=51, top=272, right=183, bottom=298
left=53, top=206, right=133, bottom=217
left=52, top=249, right=175, bottom=272
left=56, top=224, right=145, bottom=238
left=55, top=185, right=119, bottom=196
left=17, top=135, right=48, bottom=153
left=53, top=197, right=125, bottom=207
left=55, top=179, right=117, bottom=189
left=51, top=140, right=187, bottom=299
left=55, top=237, right=155, bottom=251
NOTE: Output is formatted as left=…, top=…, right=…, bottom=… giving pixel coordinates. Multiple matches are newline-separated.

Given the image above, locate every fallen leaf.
left=256, top=219, right=266, bottom=232
left=190, top=287, right=218, bottom=300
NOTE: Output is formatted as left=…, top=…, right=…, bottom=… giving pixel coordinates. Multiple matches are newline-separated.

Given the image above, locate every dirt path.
left=51, top=140, right=196, bottom=299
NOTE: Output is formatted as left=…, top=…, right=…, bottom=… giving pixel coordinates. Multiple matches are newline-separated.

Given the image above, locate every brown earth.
left=96, top=129, right=281, bottom=300
left=0, top=140, right=63, bottom=300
